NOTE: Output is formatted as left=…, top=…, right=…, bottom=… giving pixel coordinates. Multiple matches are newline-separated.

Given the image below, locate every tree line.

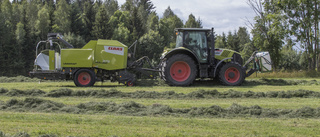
left=215, top=0, right=320, bottom=71
left=247, top=0, right=319, bottom=71
left=0, top=0, right=317, bottom=77
left=0, top=0, right=203, bottom=76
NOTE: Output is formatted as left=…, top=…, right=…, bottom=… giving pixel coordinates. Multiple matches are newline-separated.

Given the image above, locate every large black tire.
left=218, top=62, right=245, bottom=86
left=74, top=69, right=96, bottom=87
left=162, top=54, right=197, bottom=86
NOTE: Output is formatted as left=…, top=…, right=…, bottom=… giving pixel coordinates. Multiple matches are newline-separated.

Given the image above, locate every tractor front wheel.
left=162, top=54, right=197, bottom=86
left=74, top=69, right=96, bottom=87
left=218, top=62, right=245, bottom=86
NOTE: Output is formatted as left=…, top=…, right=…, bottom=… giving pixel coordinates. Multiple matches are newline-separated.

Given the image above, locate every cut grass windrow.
left=1, top=88, right=320, bottom=99
left=1, top=97, right=320, bottom=118
left=1, top=76, right=320, bottom=86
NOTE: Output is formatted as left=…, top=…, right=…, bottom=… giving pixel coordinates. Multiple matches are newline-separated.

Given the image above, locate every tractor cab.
left=175, top=28, right=212, bottom=63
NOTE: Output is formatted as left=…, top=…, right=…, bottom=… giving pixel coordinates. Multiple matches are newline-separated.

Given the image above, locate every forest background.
left=0, top=0, right=319, bottom=76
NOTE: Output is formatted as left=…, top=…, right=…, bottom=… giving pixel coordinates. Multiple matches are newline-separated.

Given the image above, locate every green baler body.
left=60, top=39, right=128, bottom=70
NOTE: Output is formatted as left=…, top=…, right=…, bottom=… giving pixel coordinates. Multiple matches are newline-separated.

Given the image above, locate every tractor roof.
left=175, top=28, right=212, bottom=32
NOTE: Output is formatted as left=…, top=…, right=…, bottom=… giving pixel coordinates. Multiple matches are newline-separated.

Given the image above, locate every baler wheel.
left=74, top=69, right=96, bottom=87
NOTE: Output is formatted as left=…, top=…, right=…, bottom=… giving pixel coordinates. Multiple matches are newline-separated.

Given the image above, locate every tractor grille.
left=221, top=50, right=231, bottom=57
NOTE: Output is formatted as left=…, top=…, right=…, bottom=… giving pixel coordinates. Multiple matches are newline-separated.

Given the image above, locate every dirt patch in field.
left=1, top=98, right=320, bottom=118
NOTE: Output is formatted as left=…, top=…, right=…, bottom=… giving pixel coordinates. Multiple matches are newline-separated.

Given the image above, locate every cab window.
left=176, top=32, right=183, bottom=48
left=183, top=31, right=207, bottom=62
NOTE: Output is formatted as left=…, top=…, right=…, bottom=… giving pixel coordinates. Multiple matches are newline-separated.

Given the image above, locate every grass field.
left=1, top=77, right=320, bottom=136
left=1, top=112, right=320, bottom=137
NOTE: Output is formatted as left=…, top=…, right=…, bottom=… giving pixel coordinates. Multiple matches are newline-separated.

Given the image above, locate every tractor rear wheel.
left=218, top=62, right=245, bottom=86
left=162, top=54, right=197, bottom=86
left=74, top=69, right=96, bottom=87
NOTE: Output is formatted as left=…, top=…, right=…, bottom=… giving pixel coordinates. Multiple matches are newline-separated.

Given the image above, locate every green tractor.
left=30, top=28, right=272, bottom=87
left=159, top=28, right=272, bottom=86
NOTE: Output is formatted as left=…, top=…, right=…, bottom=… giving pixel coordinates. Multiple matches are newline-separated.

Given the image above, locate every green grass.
left=1, top=78, right=320, bottom=136
left=2, top=79, right=320, bottom=93
left=0, top=112, right=319, bottom=137
left=248, top=70, right=320, bottom=78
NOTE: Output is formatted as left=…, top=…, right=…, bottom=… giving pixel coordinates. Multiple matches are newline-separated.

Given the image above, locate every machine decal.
left=215, top=49, right=223, bottom=55
left=104, top=46, right=124, bottom=55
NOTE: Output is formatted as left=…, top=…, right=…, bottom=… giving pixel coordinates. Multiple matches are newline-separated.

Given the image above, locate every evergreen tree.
left=0, top=7, right=6, bottom=75
left=81, top=0, right=95, bottom=42
left=104, top=0, right=119, bottom=17
left=237, top=27, right=253, bottom=61
left=237, top=27, right=251, bottom=49
left=11, top=2, right=22, bottom=31
left=53, top=0, right=71, bottom=33
left=130, top=7, right=144, bottom=40
left=46, top=0, right=55, bottom=32
left=137, top=0, right=155, bottom=32
left=227, top=30, right=240, bottom=52
left=14, top=22, right=26, bottom=74
left=147, top=12, right=159, bottom=31
left=70, top=0, right=83, bottom=35
left=92, top=5, right=111, bottom=39
left=163, top=6, right=174, bottom=18
left=1, top=0, right=15, bottom=75
left=122, top=0, right=155, bottom=40
left=36, top=6, right=51, bottom=40
left=184, top=14, right=202, bottom=28
left=26, top=0, right=40, bottom=37
left=15, top=22, right=26, bottom=46
left=1, top=0, right=13, bottom=32
left=215, top=32, right=227, bottom=48
left=159, top=11, right=183, bottom=48
left=63, top=32, right=86, bottom=48
left=21, top=0, right=35, bottom=74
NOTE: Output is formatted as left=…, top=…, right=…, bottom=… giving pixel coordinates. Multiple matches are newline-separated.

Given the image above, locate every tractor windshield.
left=176, top=32, right=183, bottom=48
left=183, top=31, right=208, bottom=62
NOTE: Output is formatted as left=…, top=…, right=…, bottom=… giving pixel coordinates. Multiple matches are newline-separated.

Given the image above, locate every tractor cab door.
left=183, top=31, right=208, bottom=63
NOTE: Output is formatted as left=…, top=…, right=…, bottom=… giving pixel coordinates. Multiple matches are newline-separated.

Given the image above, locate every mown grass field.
left=1, top=77, right=320, bottom=136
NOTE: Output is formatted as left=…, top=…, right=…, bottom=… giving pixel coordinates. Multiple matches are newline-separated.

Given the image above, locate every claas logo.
left=108, top=47, right=123, bottom=51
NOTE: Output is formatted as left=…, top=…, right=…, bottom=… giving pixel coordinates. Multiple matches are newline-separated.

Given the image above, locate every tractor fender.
left=213, top=57, right=232, bottom=77
left=161, top=48, right=200, bottom=66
